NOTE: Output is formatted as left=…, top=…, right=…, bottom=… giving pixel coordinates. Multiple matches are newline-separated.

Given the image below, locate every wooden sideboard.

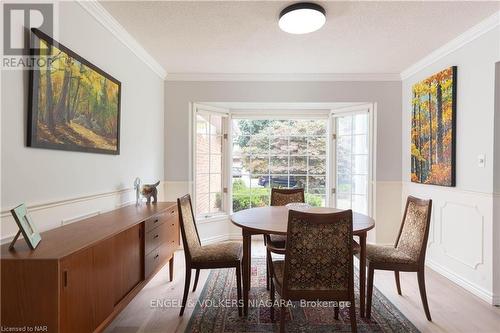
left=1, top=202, right=179, bottom=333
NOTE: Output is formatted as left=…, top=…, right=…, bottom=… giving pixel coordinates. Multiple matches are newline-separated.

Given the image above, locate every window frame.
left=191, top=103, right=230, bottom=220
left=229, top=112, right=331, bottom=213
left=330, top=104, right=376, bottom=218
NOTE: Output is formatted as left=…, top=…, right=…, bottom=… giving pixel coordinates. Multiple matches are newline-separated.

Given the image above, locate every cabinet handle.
left=154, top=234, right=159, bottom=239
left=154, top=254, right=159, bottom=259
left=153, top=219, right=159, bottom=224
left=170, top=210, right=175, bottom=214
left=63, top=270, right=68, bottom=288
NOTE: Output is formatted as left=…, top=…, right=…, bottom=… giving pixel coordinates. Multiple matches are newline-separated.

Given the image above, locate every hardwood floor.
left=106, top=240, right=500, bottom=333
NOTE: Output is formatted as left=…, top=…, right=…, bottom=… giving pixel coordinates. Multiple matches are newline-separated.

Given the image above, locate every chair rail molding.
left=0, top=182, right=167, bottom=245
left=0, top=188, right=133, bottom=218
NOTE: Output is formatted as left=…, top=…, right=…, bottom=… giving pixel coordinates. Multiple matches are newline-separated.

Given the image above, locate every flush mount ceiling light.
left=279, top=2, right=326, bottom=34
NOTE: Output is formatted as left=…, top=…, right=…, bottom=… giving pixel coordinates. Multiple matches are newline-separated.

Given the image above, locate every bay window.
left=192, top=104, right=373, bottom=220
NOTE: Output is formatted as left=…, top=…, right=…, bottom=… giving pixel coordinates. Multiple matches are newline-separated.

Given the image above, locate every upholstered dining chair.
left=267, top=209, right=357, bottom=333
left=364, top=196, right=432, bottom=321
left=177, top=194, right=243, bottom=316
left=264, top=188, right=305, bottom=290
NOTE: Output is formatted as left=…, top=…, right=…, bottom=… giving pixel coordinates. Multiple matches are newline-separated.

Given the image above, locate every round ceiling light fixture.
left=279, top=2, right=326, bottom=34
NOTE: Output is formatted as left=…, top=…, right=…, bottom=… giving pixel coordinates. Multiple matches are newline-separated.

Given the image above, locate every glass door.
left=332, top=109, right=371, bottom=215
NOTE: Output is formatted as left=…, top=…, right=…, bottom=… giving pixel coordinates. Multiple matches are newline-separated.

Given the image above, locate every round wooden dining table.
left=231, top=206, right=375, bottom=317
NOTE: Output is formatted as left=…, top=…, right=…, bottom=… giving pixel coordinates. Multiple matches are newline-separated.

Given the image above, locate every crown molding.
left=165, top=72, right=401, bottom=82
left=401, top=10, right=500, bottom=80
left=77, top=0, right=167, bottom=79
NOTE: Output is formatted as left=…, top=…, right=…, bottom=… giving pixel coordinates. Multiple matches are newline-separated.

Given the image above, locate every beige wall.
left=165, top=80, right=402, bottom=182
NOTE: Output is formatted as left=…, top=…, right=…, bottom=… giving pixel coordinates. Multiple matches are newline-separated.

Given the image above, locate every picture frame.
left=28, top=28, right=121, bottom=155
left=10, top=204, right=42, bottom=250
left=411, top=66, right=457, bottom=187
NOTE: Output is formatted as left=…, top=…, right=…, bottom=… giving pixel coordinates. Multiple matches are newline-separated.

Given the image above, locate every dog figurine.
left=140, top=181, right=160, bottom=204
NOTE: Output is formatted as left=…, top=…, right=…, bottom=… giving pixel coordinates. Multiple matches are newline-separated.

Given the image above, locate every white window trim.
left=190, top=103, right=230, bottom=222
left=330, top=103, right=376, bottom=218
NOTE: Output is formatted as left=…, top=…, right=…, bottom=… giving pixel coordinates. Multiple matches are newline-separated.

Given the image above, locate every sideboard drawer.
left=144, top=247, right=162, bottom=278
left=145, top=207, right=177, bottom=232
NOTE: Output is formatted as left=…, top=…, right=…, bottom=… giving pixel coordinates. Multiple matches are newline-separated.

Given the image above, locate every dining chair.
left=364, top=196, right=432, bottom=321
left=267, top=209, right=357, bottom=333
left=264, top=188, right=305, bottom=290
left=177, top=194, right=243, bottom=316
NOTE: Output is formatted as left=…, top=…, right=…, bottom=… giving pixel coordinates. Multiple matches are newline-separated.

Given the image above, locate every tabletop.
left=230, top=206, right=375, bottom=235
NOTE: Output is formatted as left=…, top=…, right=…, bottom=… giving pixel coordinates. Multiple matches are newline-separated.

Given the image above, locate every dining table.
left=230, top=206, right=375, bottom=317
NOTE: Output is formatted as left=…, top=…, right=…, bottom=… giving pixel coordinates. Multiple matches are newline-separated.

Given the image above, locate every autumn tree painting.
left=28, top=29, right=121, bottom=154
left=411, top=66, right=456, bottom=186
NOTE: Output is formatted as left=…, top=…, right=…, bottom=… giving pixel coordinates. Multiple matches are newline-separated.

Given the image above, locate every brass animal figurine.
left=140, top=181, right=160, bottom=204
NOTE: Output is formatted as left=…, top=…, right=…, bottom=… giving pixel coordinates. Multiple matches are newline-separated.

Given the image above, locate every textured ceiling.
left=100, top=1, right=499, bottom=74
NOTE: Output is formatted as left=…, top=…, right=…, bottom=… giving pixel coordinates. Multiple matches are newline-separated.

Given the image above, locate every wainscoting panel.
left=402, top=182, right=495, bottom=304
left=440, top=202, right=484, bottom=269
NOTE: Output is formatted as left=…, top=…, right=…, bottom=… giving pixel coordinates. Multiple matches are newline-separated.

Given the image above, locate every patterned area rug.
left=185, top=258, right=419, bottom=333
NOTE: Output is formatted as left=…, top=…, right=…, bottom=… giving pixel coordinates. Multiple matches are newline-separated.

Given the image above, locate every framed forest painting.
left=411, top=66, right=456, bottom=186
left=28, top=28, right=121, bottom=154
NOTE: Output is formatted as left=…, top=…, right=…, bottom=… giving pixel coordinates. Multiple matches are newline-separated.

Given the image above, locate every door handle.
left=63, top=270, right=68, bottom=288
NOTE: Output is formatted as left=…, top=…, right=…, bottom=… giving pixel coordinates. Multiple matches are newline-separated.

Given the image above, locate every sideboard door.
left=60, top=248, right=94, bottom=333
left=92, top=237, right=115, bottom=327
left=114, top=223, right=143, bottom=304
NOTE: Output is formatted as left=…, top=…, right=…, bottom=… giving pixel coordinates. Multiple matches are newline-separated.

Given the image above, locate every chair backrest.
left=177, top=194, right=202, bottom=260
left=282, top=209, right=354, bottom=301
left=270, top=188, right=305, bottom=206
left=395, top=196, right=433, bottom=265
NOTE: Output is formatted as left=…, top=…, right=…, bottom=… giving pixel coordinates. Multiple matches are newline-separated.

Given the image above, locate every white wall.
left=0, top=1, right=165, bottom=241
left=401, top=27, right=500, bottom=304
left=164, top=80, right=403, bottom=244
left=493, top=62, right=500, bottom=305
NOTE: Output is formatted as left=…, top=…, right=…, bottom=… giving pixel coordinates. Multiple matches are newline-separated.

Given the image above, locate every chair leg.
left=334, top=305, right=339, bottom=320
left=395, top=270, right=402, bottom=295
left=180, top=267, right=191, bottom=316
left=266, top=249, right=270, bottom=291
left=236, top=263, right=243, bottom=317
left=366, top=264, right=375, bottom=319
left=349, top=298, right=357, bottom=333
left=192, top=269, right=200, bottom=292
left=279, top=303, right=286, bottom=333
left=270, top=279, right=275, bottom=321
left=417, top=269, right=432, bottom=321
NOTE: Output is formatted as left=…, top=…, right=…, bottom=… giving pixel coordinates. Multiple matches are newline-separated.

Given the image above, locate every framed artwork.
left=411, top=66, right=457, bottom=186
left=28, top=28, right=121, bottom=155
left=10, top=204, right=42, bottom=250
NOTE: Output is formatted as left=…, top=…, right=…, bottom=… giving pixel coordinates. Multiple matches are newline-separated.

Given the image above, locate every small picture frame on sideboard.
left=9, top=204, right=42, bottom=250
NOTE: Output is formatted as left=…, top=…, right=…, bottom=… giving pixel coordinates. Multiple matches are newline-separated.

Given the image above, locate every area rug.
left=185, top=258, right=419, bottom=333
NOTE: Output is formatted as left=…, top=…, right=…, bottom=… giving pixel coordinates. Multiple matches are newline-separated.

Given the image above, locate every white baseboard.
left=426, top=259, right=496, bottom=305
